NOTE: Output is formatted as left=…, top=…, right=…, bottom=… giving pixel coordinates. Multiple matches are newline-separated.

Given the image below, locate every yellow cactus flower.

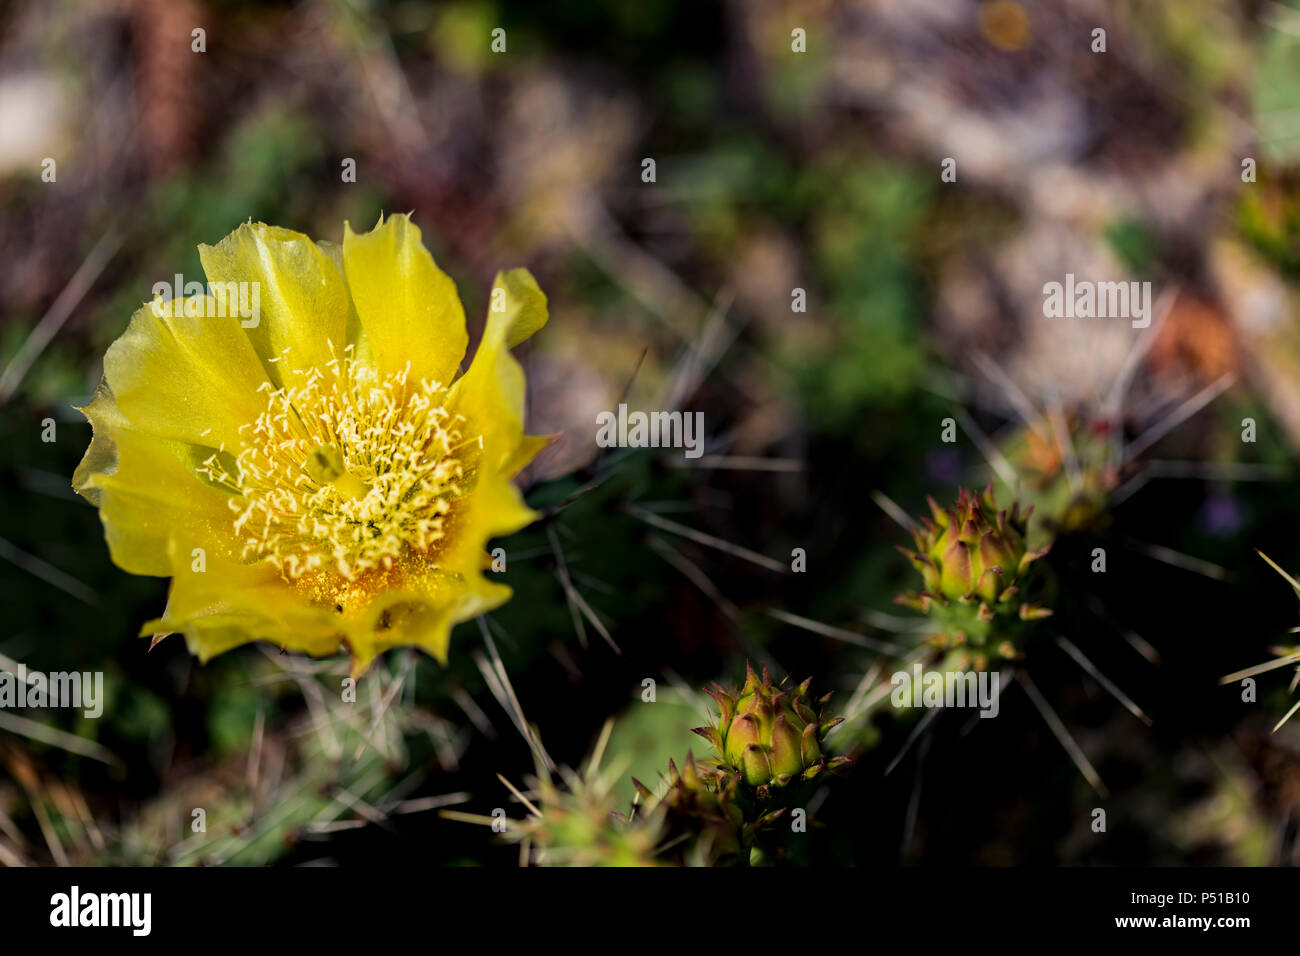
left=73, top=214, right=552, bottom=673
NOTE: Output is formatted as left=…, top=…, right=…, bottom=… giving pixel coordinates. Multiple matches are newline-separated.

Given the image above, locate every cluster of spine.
left=484, top=665, right=854, bottom=866
left=503, top=769, right=663, bottom=867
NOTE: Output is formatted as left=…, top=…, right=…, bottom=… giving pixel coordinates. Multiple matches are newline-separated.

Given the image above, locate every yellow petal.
left=316, top=238, right=372, bottom=366
left=100, top=295, right=270, bottom=451
left=342, top=213, right=468, bottom=388
left=492, top=268, right=549, bottom=349
left=502, top=432, right=558, bottom=479
left=430, top=458, right=538, bottom=658
left=198, top=223, right=352, bottom=384
left=75, top=423, right=239, bottom=576
left=147, top=536, right=341, bottom=662
left=349, top=587, right=461, bottom=673
left=450, top=268, right=549, bottom=471
left=72, top=380, right=126, bottom=510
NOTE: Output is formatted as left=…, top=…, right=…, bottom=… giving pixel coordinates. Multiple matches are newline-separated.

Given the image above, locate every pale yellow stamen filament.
left=198, top=343, right=469, bottom=582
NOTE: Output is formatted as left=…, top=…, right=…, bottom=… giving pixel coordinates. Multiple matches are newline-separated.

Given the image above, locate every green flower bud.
left=896, top=483, right=1054, bottom=665
left=694, top=662, right=851, bottom=792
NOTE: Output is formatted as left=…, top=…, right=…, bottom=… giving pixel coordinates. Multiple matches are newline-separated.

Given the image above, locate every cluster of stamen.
left=198, top=343, right=474, bottom=582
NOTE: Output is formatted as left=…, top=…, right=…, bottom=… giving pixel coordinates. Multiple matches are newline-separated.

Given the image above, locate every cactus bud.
left=695, top=663, right=851, bottom=791
left=896, top=482, right=1054, bottom=666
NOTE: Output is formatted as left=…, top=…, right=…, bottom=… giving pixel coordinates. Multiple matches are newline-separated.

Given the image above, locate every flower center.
left=199, top=344, right=473, bottom=582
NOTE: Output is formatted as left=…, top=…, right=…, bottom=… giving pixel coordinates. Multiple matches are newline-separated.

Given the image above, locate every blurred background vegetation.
left=2, top=0, right=1300, bottom=866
